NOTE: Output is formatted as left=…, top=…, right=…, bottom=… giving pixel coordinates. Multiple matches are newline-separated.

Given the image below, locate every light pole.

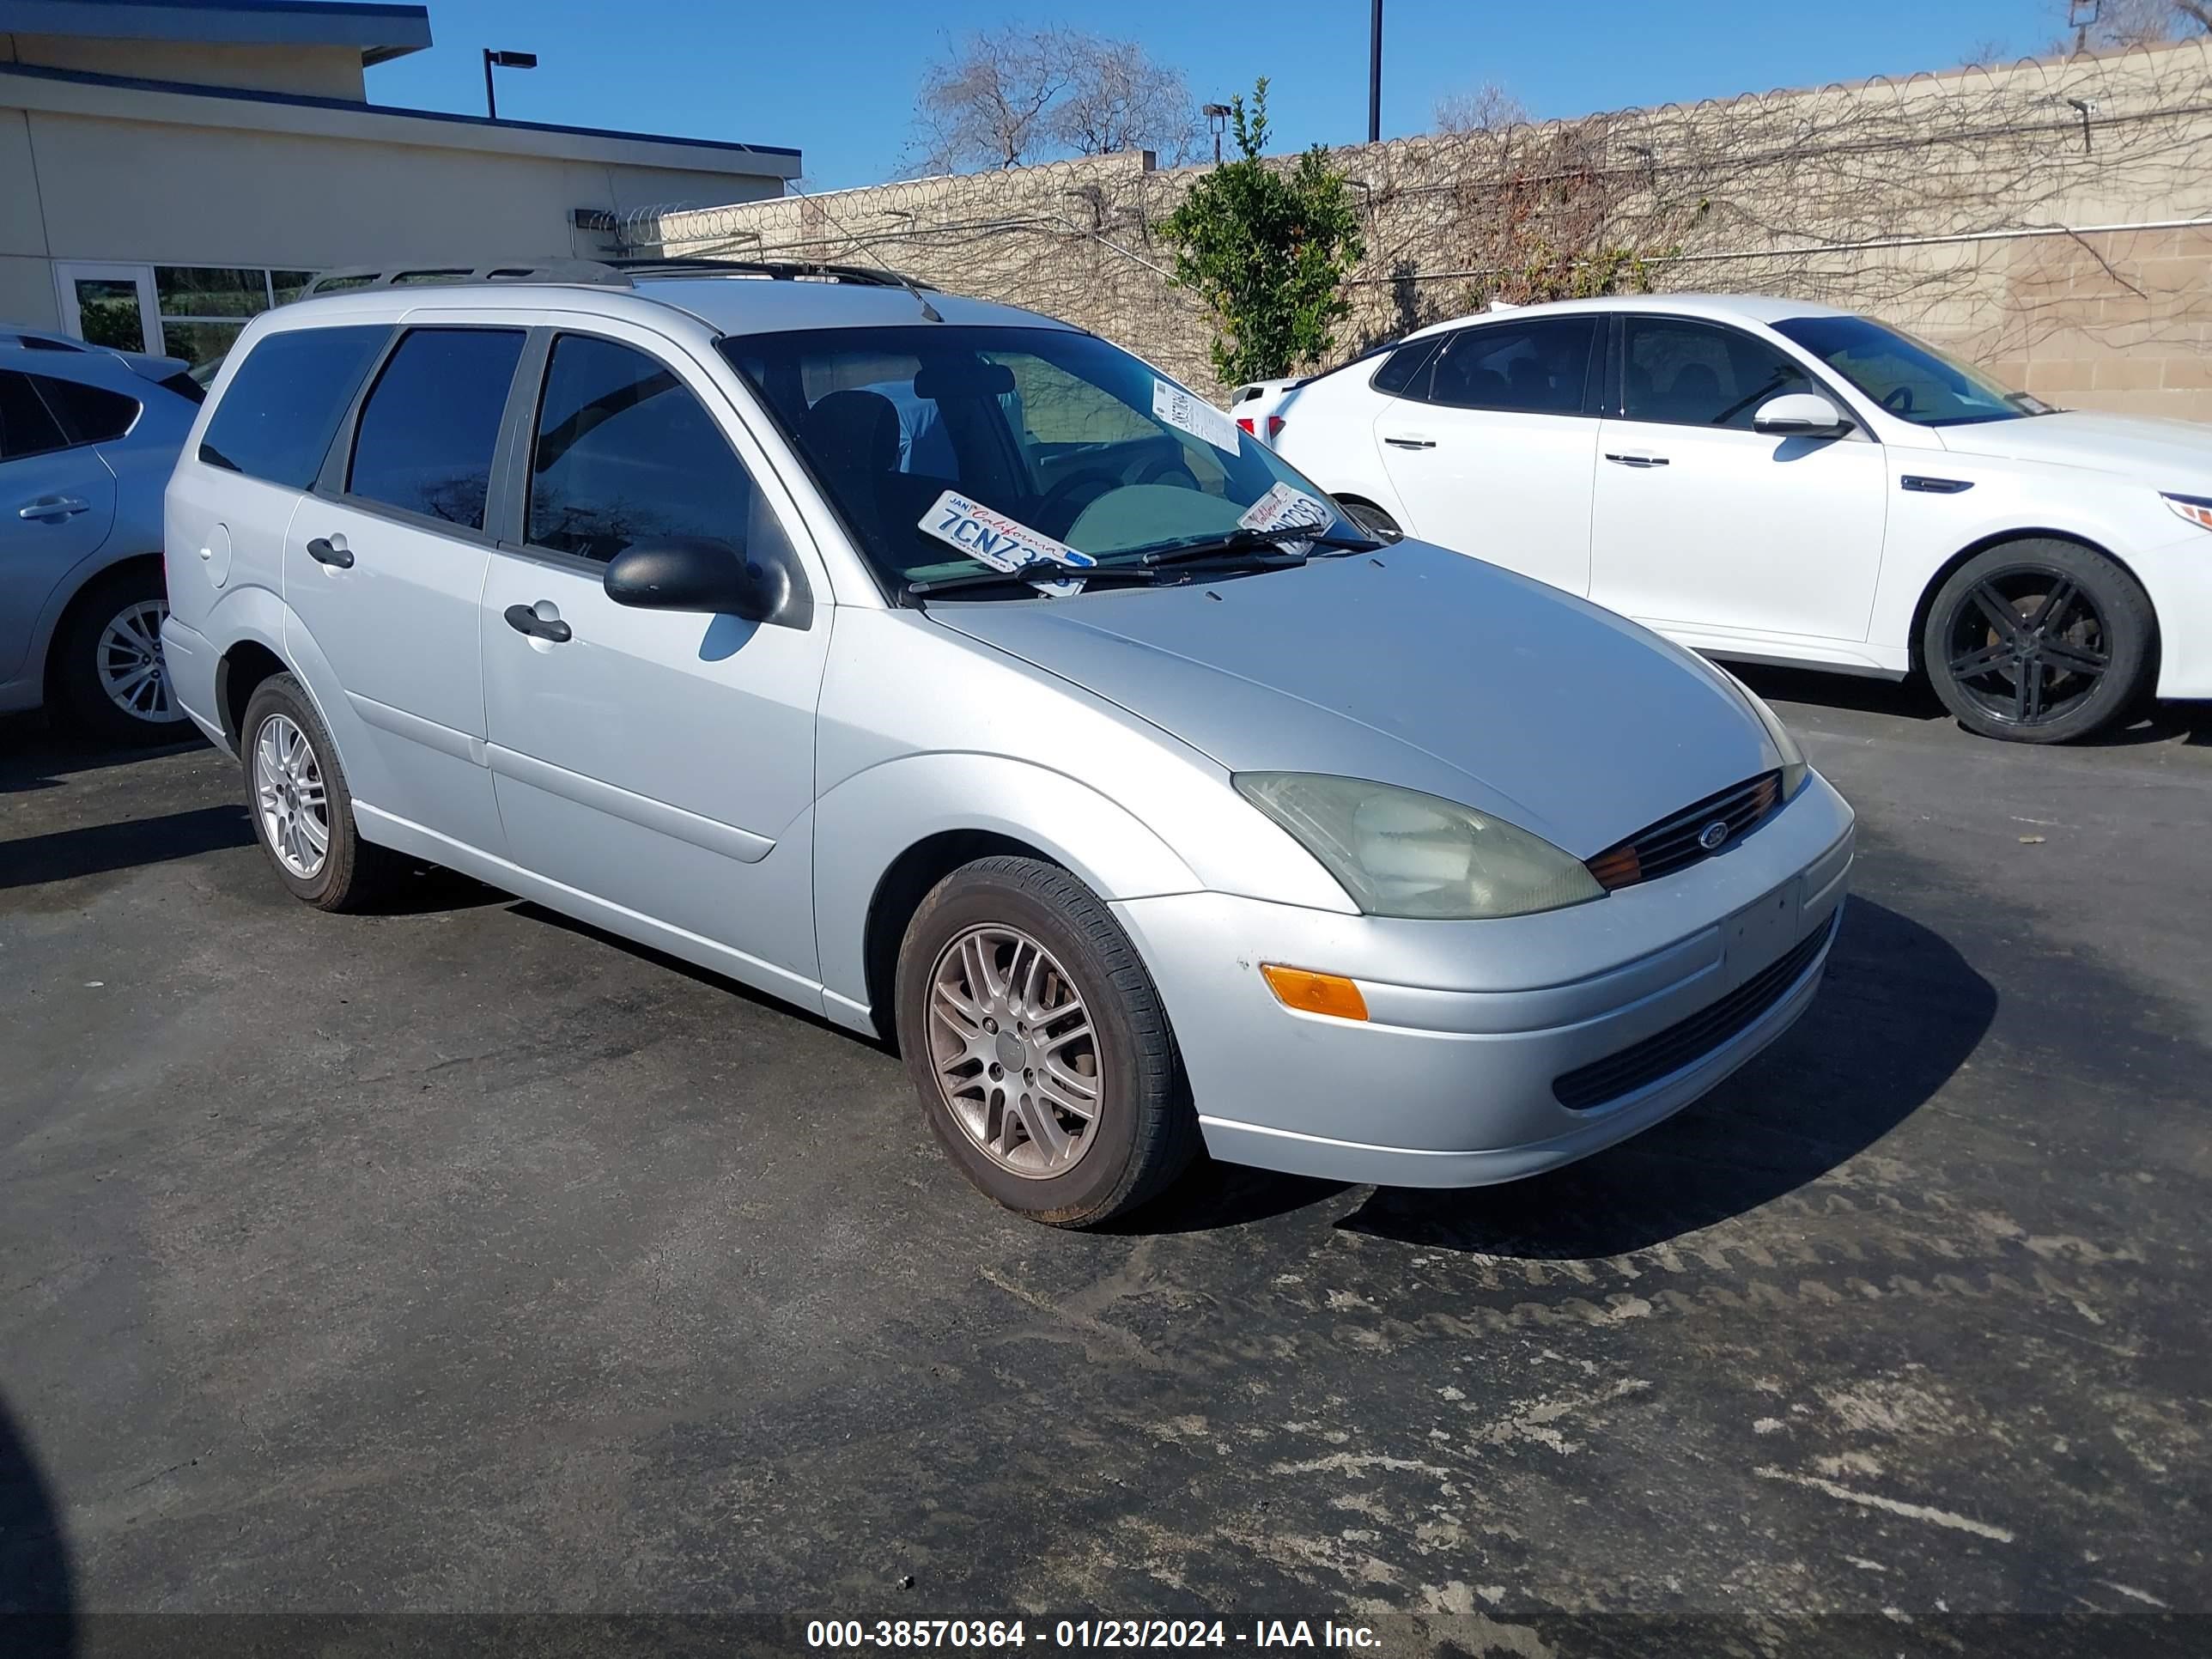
left=1203, top=103, right=1231, bottom=164
left=1368, top=0, right=1382, bottom=144
left=482, top=48, right=537, bottom=119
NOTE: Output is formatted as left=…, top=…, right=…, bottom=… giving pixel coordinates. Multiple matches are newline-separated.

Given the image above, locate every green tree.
left=1162, top=80, right=1364, bottom=386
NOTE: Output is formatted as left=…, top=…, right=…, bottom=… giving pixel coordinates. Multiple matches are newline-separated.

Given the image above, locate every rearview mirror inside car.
left=913, top=361, right=1018, bottom=400
left=1752, top=392, right=1853, bottom=438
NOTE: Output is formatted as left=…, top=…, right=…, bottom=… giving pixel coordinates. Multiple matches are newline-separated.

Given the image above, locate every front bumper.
left=1113, top=773, right=1854, bottom=1188
left=2135, top=529, right=2212, bottom=700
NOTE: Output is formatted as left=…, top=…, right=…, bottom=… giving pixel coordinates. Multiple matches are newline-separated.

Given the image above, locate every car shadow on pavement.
left=1334, top=896, right=1994, bottom=1258
left=0, top=804, right=251, bottom=891
left=0, top=713, right=206, bottom=795
left=0, top=1392, right=73, bottom=1656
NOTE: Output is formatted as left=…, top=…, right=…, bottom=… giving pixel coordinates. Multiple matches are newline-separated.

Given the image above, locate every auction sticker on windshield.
left=920, top=490, right=1097, bottom=595
left=1152, top=379, right=1243, bottom=455
left=1238, top=482, right=1334, bottom=536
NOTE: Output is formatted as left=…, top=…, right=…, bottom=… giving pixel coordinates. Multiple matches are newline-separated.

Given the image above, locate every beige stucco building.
left=1, top=0, right=798, bottom=365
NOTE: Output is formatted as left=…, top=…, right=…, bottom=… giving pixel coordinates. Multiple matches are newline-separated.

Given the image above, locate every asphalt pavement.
left=2, top=673, right=2207, bottom=1657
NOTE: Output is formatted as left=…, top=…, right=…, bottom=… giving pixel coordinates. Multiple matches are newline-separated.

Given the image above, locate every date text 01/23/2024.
left=805, top=1620, right=1382, bottom=1650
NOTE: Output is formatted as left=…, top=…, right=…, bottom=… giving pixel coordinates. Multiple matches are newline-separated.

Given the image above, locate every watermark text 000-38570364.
left=805, top=1619, right=1382, bottom=1650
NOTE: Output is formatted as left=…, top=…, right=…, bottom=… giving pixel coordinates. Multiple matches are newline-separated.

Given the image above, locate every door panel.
left=1589, top=316, right=1887, bottom=643
left=283, top=326, right=525, bottom=855
left=1589, top=421, right=1887, bottom=641
left=1373, top=316, right=1601, bottom=596
left=482, top=329, right=830, bottom=994
left=0, top=451, right=117, bottom=683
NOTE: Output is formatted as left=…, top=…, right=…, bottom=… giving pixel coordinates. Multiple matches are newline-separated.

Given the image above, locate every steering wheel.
left=1037, top=467, right=1124, bottom=532
left=1133, top=455, right=1200, bottom=489
left=1882, top=386, right=1916, bottom=414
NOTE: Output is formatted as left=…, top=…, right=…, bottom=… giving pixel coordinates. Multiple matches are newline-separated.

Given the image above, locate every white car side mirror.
left=1753, top=392, right=1853, bottom=438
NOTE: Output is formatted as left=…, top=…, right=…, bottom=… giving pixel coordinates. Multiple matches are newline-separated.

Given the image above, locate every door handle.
left=1604, top=452, right=1670, bottom=468
left=1382, top=434, right=1437, bottom=449
left=16, top=495, right=90, bottom=520
left=306, top=536, right=354, bottom=568
left=504, top=603, right=572, bottom=644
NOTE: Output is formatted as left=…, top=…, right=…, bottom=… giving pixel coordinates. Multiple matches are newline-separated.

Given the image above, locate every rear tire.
left=1922, top=540, right=2154, bottom=744
left=52, top=564, right=191, bottom=745
left=893, top=856, right=1199, bottom=1228
left=239, top=672, right=403, bottom=911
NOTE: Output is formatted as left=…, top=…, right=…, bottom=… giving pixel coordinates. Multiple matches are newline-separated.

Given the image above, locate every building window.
left=153, top=266, right=317, bottom=368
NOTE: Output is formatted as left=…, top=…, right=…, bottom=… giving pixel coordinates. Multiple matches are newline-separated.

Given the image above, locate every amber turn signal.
left=1260, top=963, right=1369, bottom=1022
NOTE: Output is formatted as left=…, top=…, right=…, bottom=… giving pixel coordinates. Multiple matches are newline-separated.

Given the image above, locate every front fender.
left=811, top=750, right=1205, bottom=1025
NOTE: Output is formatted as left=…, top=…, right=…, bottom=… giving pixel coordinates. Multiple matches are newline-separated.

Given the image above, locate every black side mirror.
left=604, top=537, right=803, bottom=625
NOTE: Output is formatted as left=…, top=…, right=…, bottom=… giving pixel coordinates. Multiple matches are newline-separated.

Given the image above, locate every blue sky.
left=369, top=0, right=2055, bottom=191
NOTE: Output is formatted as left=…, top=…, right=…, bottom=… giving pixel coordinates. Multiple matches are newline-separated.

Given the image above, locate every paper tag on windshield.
left=1237, top=482, right=1334, bottom=538
left=1152, top=379, right=1243, bottom=455
left=919, top=490, right=1097, bottom=596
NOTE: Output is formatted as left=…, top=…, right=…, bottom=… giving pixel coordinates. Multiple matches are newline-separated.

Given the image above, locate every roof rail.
left=609, top=257, right=939, bottom=292
left=302, top=261, right=627, bottom=296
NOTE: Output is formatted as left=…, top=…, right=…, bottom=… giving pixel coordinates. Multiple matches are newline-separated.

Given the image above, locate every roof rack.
left=610, top=257, right=939, bottom=292
left=302, top=261, right=625, bottom=296
left=300, top=258, right=939, bottom=299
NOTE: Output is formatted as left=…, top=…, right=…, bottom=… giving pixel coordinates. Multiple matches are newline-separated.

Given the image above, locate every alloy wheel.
left=253, top=714, right=331, bottom=879
left=97, top=599, right=179, bottom=724
left=1940, top=567, right=2112, bottom=727
left=926, top=925, right=1103, bottom=1178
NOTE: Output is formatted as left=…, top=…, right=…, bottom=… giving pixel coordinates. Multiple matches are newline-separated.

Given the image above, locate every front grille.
left=1586, top=771, right=1782, bottom=890
left=1552, top=911, right=1837, bottom=1111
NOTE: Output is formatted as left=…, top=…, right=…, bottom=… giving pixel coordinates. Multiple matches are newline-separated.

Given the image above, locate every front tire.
left=239, top=673, right=402, bottom=911
left=53, top=565, right=191, bottom=745
left=893, top=856, right=1199, bottom=1228
left=1337, top=498, right=1403, bottom=543
left=1922, top=540, right=2154, bottom=744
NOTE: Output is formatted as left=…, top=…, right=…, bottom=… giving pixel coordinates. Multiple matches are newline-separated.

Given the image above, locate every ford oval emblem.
left=1697, top=819, right=1731, bottom=852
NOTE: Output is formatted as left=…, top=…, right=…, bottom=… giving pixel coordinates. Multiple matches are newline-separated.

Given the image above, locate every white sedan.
left=1252, top=295, right=2212, bottom=743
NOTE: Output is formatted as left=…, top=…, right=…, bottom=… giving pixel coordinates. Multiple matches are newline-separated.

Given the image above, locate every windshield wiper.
left=1137, top=526, right=1380, bottom=568
left=904, top=560, right=1160, bottom=600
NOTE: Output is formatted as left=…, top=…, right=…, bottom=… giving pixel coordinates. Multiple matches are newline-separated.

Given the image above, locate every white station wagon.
left=1255, top=295, right=2212, bottom=744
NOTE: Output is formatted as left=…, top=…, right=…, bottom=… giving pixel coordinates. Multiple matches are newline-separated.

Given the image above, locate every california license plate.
left=1725, top=878, right=1799, bottom=985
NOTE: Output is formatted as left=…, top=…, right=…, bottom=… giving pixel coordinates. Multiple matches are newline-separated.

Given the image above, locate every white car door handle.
left=16, top=495, right=91, bottom=520
left=1604, top=452, right=1669, bottom=468
left=1382, top=434, right=1437, bottom=450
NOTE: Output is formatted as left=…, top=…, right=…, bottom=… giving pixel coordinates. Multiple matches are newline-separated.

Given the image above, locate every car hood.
left=1936, top=410, right=2212, bottom=483
left=925, top=541, right=1778, bottom=858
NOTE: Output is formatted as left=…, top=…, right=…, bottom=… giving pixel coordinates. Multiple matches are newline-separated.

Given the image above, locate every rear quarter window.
left=198, top=324, right=389, bottom=488
left=35, top=374, right=141, bottom=444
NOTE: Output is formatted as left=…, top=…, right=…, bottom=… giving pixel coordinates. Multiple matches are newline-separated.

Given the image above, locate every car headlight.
left=1723, top=673, right=1809, bottom=800
left=1233, top=773, right=1605, bottom=920
left=2161, top=490, right=2212, bottom=532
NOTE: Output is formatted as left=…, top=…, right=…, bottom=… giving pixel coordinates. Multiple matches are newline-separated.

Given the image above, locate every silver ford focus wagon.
left=162, top=261, right=1854, bottom=1226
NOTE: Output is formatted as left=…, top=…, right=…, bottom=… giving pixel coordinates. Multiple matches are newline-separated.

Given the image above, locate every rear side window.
left=526, top=332, right=781, bottom=565
left=36, top=375, right=140, bottom=443
left=198, top=325, right=388, bottom=487
left=1427, top=318, right=1599, bottom=415
left=346, top=328, right=525, bottom=531
left=0, top=370, right=69, bottom=460
left=1370, top=337, right=1442, bottom=397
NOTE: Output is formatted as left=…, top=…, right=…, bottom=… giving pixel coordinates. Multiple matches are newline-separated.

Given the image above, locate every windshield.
left=1771, top=315, right=2038, bottom=427
left=720, top=325, right=1357, bottom=593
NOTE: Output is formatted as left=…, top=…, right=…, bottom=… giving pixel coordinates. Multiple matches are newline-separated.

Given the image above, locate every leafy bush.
left=1162, top=80, right=1364, bottom=386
